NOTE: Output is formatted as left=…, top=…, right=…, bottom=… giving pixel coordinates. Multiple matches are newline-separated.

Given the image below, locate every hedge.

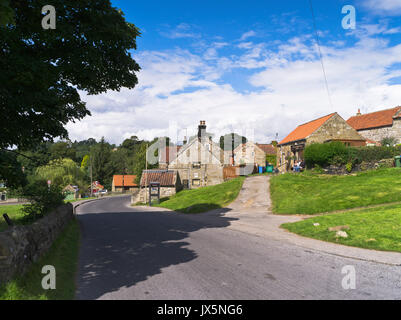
left=304, top=142, right=401, bottom=168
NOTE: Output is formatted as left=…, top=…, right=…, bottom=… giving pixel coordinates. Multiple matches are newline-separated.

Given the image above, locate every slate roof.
left=278, top=113, right=336, bottom=145
left=347, top=107, right=401, bottom=130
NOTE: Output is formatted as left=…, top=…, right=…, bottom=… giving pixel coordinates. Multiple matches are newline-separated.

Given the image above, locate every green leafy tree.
left=0, top=0, right=14, bottom=25
left=49, top=141, right=76, bottom=161
left=132, top=140, right=159, bottom=184
left=0, top=0, right=140, bottom=150
left=81, top=155, right=90, bottom=169
left=90, top=137, right=113, bottom=188
left=0, top=150, right=27, bottom=189
left=36, top=158, right=87, bottom=191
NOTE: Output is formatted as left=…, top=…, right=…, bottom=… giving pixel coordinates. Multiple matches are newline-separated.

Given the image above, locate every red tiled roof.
left=256, top=143, right=276, bottom=155
left=347, top=107, right=401, bottom=130
left=279, top=113, right=336, bottom=145
left=140, top=170, right=177, bottom=187
left=113, top=175, right=138, bottom=187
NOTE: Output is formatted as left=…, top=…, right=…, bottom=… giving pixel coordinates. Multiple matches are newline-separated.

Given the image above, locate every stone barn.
left=347, top=107, right=401, bottom=145
left=277, top=113, right=366, bottom=172
left=131, top=170, right=182, bottom=204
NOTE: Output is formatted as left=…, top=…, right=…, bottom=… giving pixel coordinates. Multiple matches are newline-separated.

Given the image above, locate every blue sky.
left=67, top=0, right=401, bottom=144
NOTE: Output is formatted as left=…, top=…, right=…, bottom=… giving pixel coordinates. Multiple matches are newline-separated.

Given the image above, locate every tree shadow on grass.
left=75, top=206, right=236, bottom=300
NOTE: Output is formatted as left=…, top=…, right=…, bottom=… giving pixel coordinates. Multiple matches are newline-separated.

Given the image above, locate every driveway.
left=75, top=177, right=401, bottom=299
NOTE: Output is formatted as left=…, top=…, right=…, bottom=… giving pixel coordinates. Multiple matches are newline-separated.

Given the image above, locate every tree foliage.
left=0, top=0, right=140, bottom=150
left=90, top=137, right=113, bottom=188
left=35, top=158, right=86, bottom=191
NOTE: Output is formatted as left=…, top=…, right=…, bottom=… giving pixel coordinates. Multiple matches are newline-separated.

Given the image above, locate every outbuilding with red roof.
left=346, top=107, right=401, bottom=145
left=277, top=113, right=365, bottom=172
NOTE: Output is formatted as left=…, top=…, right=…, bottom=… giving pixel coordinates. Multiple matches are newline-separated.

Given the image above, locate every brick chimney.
left=198, top=120, right=206, bottom=140
left=356, top=108, right=362, bottom=116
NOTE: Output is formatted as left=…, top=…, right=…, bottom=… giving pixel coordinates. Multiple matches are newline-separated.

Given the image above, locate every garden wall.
left=0, top=203, right=74, bottom=284
left=323, top=158, right=394, bottom=175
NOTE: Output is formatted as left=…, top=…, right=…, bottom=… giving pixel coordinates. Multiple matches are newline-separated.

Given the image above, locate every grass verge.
left=0, top=218, right=80, bottom=300
left=281, top=203, right=401, bottom=252
left=155, top=177, right=246, bottom=213
left=270, top=168, right=401, bottom=214
left=0, top=198, right=96, bottom=232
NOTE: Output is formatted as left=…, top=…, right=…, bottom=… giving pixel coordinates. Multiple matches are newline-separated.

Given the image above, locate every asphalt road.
left=75, top=192, right=401, bottom=300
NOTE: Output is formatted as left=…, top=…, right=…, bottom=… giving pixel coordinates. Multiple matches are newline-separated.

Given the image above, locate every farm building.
left=347, top=107, right=401, bottom=145
left=277, top=113, right=365, bottom=172
left=112, top=175, right=138, bottom=192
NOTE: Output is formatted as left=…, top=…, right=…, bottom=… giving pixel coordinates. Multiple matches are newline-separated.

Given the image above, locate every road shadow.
left=75, top=208, right=237, bottom=300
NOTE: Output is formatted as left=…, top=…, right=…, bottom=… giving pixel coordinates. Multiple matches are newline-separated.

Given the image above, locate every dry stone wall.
left=0, top=203, right=74, bottom=284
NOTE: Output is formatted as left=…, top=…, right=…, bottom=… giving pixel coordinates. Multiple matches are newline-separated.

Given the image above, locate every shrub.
left=304, top=142, right=348, bottom=168
left=266, top=154, right=277, bottom=166
left=19, top=179, right=64, bottom=222
left=304, top=143, right=401, bottom=169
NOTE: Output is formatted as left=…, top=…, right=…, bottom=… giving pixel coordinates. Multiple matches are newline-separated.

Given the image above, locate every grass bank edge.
left=280, top=203, right=401, bottom=253
left=270, top=168, right=401, bottom=215
left=154, top=176, right=246, bottom=214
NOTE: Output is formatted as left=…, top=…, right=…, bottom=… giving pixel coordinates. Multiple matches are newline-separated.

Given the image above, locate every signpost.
left=149, top=182, right=160, bottom=206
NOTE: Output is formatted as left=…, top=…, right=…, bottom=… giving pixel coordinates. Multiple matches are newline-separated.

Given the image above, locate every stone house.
left=112, top=175, right=138, bottom=192
left=347, top=107, right=401, bottom=145
left=132, top=170, right=181, bottom=204
left=167, top=121, right=225, bottom=189
left=277, top=113, right=366, bottom=172
left=233, top=142, right=273, bottom=168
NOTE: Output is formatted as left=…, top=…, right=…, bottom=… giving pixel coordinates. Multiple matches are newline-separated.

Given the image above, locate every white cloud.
left=239, top=30, right=256, bottom=41
left=363, top=0, right=401, bottom=15
left=67, top=28, right=401, bottom=145
left=159, top=23, right=200, bottom=39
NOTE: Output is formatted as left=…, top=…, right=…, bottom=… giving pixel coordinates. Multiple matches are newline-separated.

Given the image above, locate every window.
left=192, top=162, right=201, bottom=168
left=192, top=179, right=200, bottom=186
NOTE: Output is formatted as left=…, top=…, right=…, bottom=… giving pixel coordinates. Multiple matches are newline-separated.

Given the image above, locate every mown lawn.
left=156, top=177, right=246, bottom=213
left=0, top=218, right=80, bottom=300
left=0, top=205, right=26, bottom=232
left=281, top=203, right=401, bottom=253
left=270, top=168, right=401, bottom=214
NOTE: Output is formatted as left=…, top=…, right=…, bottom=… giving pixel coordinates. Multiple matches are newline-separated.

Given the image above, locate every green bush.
left=266, top=154, right=277, bottom=166
left=304, top=143, right=401, bottom=169
left=304, top=142, right=349, bottom=168
left=19, top=179, right=64, bottom=222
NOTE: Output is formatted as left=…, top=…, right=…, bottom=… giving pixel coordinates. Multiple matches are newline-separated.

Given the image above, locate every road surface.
left=75, top=177, right=401, bottom=300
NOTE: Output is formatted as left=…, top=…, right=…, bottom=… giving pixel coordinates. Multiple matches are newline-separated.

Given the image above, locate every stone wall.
left=0, top=203, right=74, bottom=284
left=131, top=187, right=177, bottom=204
left=323, top=158, right=395, bottom=175
left=357, top=119, right=401, bottom=144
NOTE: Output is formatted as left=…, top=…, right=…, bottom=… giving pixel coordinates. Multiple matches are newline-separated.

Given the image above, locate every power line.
left=308, top=0, right=334, bottom=110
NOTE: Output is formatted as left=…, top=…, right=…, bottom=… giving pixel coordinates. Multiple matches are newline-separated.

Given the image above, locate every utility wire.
left=308, top=0, right=334, bottom=110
